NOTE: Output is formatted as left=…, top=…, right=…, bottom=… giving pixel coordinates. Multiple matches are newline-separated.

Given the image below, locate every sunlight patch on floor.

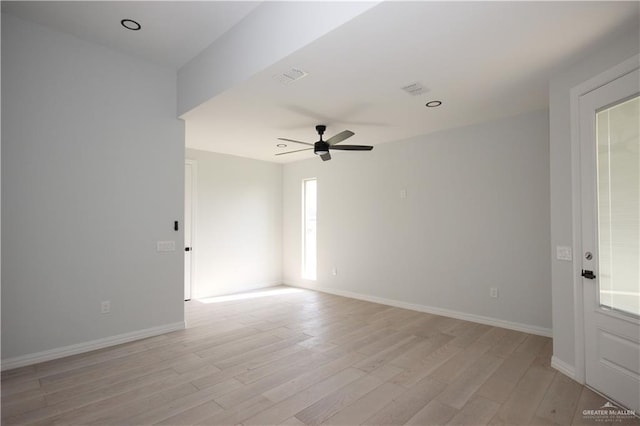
left=195, top=287, right=304, bottom=304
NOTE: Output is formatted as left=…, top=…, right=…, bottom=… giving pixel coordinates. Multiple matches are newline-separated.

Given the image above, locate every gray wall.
left=283, top=110, right=551, bottom=333
left=2, top=15, right=185, bottom=360
left=185, top=149, right=282, bottom=298
left=549, top=27, right=640, bottom=373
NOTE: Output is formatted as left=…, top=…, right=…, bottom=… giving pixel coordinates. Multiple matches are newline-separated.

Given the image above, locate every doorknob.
left=581, top=269, right=596, bottom=279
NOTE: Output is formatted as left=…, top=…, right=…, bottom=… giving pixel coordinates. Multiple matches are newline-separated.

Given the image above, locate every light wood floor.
left=2, top=286, right=638, bottom=426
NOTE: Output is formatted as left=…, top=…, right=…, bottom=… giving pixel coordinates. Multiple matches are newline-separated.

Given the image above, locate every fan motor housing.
left=314, top=141, right=329, bottom=155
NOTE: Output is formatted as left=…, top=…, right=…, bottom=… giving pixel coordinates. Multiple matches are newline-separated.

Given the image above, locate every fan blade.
left=277, top=138, right=314, bottom=147
left=326, top=130, right=354, bottom=145
left=275, top=148, right=313, bottom=156
left=320, top=152, right=331, bottom=161
left=329, top=145, right=373, bottom=151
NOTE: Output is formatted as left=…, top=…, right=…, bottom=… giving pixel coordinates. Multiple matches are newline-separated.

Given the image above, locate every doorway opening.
left=185, top=159, right=197, bottom=301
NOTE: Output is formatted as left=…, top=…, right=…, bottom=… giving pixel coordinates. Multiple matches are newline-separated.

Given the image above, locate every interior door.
left=184, top=161, right=194, bottom=301
left=580, top=68, right=639, bottom=412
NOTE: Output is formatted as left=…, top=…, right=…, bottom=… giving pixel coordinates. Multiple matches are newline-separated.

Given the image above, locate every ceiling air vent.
left=401, top=82, right=429, bottom=96
left=273, top=68, right=309, bottom=85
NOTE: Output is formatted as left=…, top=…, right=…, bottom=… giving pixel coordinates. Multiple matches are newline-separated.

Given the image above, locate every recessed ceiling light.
left=426, top=100, right=442, bottom=108
left=276, top=143, right=287, bottom=148
left=121, top=19, right=141, bottom=31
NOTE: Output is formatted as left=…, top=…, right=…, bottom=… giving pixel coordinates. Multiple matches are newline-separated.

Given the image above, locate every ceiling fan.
left=276, top=125, right=373, bottom=161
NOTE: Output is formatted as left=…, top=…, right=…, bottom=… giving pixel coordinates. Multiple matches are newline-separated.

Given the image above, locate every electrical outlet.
left=490, top=288, right=498, bottom=298
left=101, top=300, right=111, bottom=314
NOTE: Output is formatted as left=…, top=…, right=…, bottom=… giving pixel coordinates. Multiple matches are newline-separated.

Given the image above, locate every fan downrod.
left=315, top=125, right=326, bottom=139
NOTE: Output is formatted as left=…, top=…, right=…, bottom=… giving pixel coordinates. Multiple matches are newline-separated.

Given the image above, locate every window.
left=302, top=178, right=317, bottom=280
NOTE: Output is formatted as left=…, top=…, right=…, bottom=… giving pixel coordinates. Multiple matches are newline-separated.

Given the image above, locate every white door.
left=580, top=68, right=639, bottom=412
left=184, top=161, right=195, bottom=301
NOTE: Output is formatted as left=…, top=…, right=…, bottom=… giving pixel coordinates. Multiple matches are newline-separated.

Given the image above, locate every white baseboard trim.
left=287, top=283, right=552, bottom=337
left=1, top=322, right=185, bottom=371
left=551, top=355, right=578, bottom=381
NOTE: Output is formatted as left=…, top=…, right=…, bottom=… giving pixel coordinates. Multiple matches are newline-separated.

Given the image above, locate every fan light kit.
left=426, top=100, right=442, bottom=107
left=121, top=19, right=141, bottom=31
left=276, top=125, right=373, bottom=162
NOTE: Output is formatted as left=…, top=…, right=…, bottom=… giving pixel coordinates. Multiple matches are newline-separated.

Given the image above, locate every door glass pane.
left=596, top=95, right=640, bottom=316
left=302, top=179, right=317, bottom=280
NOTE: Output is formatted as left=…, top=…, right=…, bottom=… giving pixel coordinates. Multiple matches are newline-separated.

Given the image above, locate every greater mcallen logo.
left=583, top=401, right=636, bottom=422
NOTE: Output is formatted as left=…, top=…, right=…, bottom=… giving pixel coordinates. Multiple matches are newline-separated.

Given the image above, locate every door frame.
left=569, top=54, right=639, bottom=384
left=185, top=159, right=198, bottom=301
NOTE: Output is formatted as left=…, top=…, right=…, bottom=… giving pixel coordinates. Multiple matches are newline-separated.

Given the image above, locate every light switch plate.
left=556, top=246, right=572, bottom=261
left=157, top=241, right=176, bottom=252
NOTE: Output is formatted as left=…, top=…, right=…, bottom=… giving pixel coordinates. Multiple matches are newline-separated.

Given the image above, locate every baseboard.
left=551, top=355, right=578, bottom=381
left=287, top=283, right=552, bottom=337
left=1, top=321, right=185, bottom=371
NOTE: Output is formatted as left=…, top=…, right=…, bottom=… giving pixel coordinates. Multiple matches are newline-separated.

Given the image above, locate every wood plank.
left=405, top=399, right=458, bottom=426
left=515, top=335, right=550, bottom=357
left=244, top=368, right=366, bottom=426
left=475, top=352, right=536, bottom=403
left=389, top=343, right=461, bottom=388
left=489, top=364, right=556, bottom=425
left=195, top=395, right=274, bottom=426
left=532, top=372, right=583, bottom=426
left=429, top=341, right=491, bottom=384
left=353, top=335, right=422, bottom=373
left=321, top=382, right=406, bottom=426
left=121, top=379, right=241, bottom=425
left=262, top=352, right=366, bottom=403
left=448, top=323, right=492, bottom=348
left=215, top=352, right=330, bottom=409
left=488, top=330, right=528, bottom=358
left=436, top=352, right=503, bottom=409
left=294, top=374, right=383, bottom=425
left=362, top=376, right=446, bottom=425
left=448, top=396, right=500, bottom=425
left=84, top=383, right=199, bottom=425
left=155, top=400, right=223, bottom=425
left=570, top=386, right=613, bottom=426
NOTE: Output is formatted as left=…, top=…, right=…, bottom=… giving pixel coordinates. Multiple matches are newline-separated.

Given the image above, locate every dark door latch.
left=581, top=269, right=596, bottom=279
left=185, top=247, right=192, bottom=252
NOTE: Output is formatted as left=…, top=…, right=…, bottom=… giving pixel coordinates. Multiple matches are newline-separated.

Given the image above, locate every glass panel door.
left=596, top=96, right=640, bottom=317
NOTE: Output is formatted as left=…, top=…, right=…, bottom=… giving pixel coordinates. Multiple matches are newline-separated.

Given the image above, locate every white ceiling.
left=4, top=1, right=638, bottom=164
left=1, top=1, right=261, bottom=68
left=183, top=1, right=639, bottom=163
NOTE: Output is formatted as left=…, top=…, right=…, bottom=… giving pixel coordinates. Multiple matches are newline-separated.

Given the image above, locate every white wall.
left=1, top=15, right=185, bottom=363
left=185, top=149, right=282, bottom=298
left=549, top=27, right=639, bottom=375
left=283, top=110, right=551, bottom=334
